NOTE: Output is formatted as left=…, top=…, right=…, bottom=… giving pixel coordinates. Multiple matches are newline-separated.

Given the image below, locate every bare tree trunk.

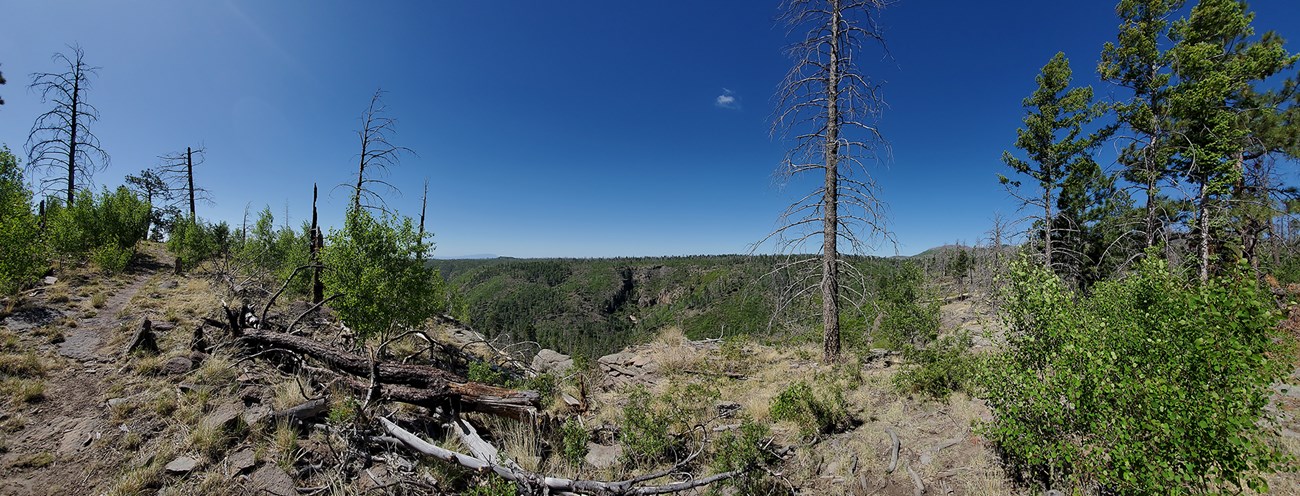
left=1043, top=186, right=1053, bottom=270
left=186, top=146, right=196, bottom=218
left=66, top=74, right=79, bottom=206
left=417, top=179, right=428, bottom=261
left=821, top=1, right=843, bottom=363
left=1198, top=181, right=1210, bottom=282
left=310, top=183, right=323, bottom=304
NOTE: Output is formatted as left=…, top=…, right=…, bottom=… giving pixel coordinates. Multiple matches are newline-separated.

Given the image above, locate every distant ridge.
left=433, top=253, right=500, bottom=260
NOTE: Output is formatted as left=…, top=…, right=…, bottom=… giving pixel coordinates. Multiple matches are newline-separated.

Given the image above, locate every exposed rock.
left=43, top=276, right=57, bottom=285
left=161, top=356, right=194, bottom=375
left=162, top=280, right=179, bottom=289
left=165, top=456, right=200, bottom=474
left=584, top=442, right=623, bottom=469
left=242, top=404, right=272, bottom=429
left=106, top=398, right=129, bottom=408
left=1, top=306, right=64, bottom=332
left=531, top=349, right=574, bottom=374
left=598, top=351, right=660, bottom=388
left=248, top=464, right=297, bottom=496
left=202, top=402, right=243, bottom=431
left=226, top=449, right=257, bottom=477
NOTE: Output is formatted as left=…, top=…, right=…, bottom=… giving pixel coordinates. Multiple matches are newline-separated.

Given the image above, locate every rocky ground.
left=0, top=245, right=1298, bottom=495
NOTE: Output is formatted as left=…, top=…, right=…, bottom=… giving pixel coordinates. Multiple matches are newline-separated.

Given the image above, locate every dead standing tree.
left=158, top=146, right=212, bottom=219
left=765, top=0, right=893, bottom=363
left=25, top=45, right=109, bottom=206
left=349, top=88, right=412, bottom=213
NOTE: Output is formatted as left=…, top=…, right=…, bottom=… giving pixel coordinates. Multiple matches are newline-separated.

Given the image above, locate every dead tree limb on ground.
left=380, top=417, right=746, bottom=495
left=237, top=330, right=539, bottom=420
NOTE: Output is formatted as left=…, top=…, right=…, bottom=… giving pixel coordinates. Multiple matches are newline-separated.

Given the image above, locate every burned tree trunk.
left=310, top=183, right=323, bottom=304
left=238, top=330, right=539, bottom=419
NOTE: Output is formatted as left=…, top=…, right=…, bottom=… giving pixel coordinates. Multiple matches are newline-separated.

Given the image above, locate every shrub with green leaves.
left=893, top=332, right=982, bottom=400
left=321, top=208, right=443, bottom=339
left=981, top=254, right=1292, bottom=493
left=620, top=383, right=720, bottom=466
left=559, top=417, right=589, bottom=466
left=0, top=146, right=45, bottom=295
left=167, top=217, right=220, bottom=271
left=44, top=186, right=149, bottom=273
left=768, top=380, right=850, bottom=439
left=710, top=418, right=777, bottom=493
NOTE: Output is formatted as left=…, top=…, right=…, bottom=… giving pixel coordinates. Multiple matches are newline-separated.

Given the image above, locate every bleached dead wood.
left=380, top=417, right=745, bottom=495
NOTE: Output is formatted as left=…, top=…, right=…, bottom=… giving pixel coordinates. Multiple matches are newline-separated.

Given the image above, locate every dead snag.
left=124, top=318, right=159, bottom=355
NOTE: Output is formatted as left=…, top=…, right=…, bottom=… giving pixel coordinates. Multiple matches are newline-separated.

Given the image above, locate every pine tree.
left=1000, top=52, right=1113, bottom=277
left=1167, top=0, right=1296, bottom=280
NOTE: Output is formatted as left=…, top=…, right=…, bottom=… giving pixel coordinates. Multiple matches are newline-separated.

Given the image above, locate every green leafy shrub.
left=467, top=360, right=506, bottom=385
left=90, top=243, right=132, bottom=274
left=44, top=186, right=149, bottom=273
left=768, top=381, right=850, bottom=439
left=559, top=417, right=589, bottom=466
left=0, top=147, right=45, bottom=294
left=981, top=254, right=1292, bottom=494
left=320, top=208, right=443, bottom=339
left=620, top=383, right=720, bottom=465
left=167, top=217, right=220, bottom=270
left=710, top=418, right=777, bottom=493
left=893, top=332, right=981, bottom=399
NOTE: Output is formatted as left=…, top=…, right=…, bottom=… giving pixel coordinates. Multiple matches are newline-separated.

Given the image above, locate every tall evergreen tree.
left=1099, top=0, right=1184, bottom=250
left=1166, top=0, right=1296, bottom=281
left=1000, top=52, right=1113, bottom=277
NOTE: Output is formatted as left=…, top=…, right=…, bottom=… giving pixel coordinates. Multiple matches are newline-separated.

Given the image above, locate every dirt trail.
left=0, top=247, right=172, bottom=495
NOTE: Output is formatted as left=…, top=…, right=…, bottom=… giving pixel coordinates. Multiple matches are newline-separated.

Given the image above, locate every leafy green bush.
left=768, top=381, right=851, bottom=439
left=321, top=208, right=443, bottom=339
left=620, top=383, right=720, bottom=466
left=559, top=417, right=589, bottom=466
left=0, top=147, right=45, bottom=295
left=981, top=254, right=1292, bottom=494
left=167, top=217, right=220, bottom=271
left=44, top=186, right=149, bottom=273
left=709, top=418, right=777, bottom=493
left=90, top=243, right=132, bottom=274
left=893, top=332, right=982, bottom=399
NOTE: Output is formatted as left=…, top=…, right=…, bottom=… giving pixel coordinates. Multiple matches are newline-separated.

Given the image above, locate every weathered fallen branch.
left=238, top=330, right=539, bottom=420
left=907, top=466, right=924, bottom=496
left=380, top=417, right=744, bottom=495
left=884, top=427, right=900, bottom=473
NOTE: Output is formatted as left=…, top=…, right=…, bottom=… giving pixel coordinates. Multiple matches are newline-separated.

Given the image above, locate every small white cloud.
left=715, top=88, right=740, bottom=110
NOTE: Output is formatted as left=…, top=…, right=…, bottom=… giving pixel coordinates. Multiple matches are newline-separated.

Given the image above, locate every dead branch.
left=884, top=427, right=899, bottom=473
left=238, top=330, right=539, bottom=420
left=380, top=417, right=745, bottom=495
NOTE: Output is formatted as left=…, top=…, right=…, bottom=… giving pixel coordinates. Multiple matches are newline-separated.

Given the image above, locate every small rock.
left=716, top=402, right=742, bottom=418
left=43, top=276, right=57, bottom=285
left=584, top=443, right=623, bottom=469
left=165, top=456, right=200, bottom=474
left=249, top=464, right=297, bottom=496
left=202, top=402, right=243, bottom=431
left=241, top=405, right=271, bottom=430
left=162, top=280, right=179, bottom=289
left=227, top=449, right=257, bottom=476
left=106, top=398, right=129, bottom=408
left=161, top=356, right=194, bottom=375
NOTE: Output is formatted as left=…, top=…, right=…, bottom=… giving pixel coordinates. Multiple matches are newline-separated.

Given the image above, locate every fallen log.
left=380, top=417, right=744, bottom=495
left=238, top=330, right=539, bottom=420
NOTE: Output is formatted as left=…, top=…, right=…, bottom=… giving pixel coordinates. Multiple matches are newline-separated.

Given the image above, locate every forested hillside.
left=434, top=255, right=938, bottom=358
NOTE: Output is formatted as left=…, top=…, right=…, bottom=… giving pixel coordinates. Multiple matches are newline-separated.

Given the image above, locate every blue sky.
left=1, top=1, right=1297, bottom=258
